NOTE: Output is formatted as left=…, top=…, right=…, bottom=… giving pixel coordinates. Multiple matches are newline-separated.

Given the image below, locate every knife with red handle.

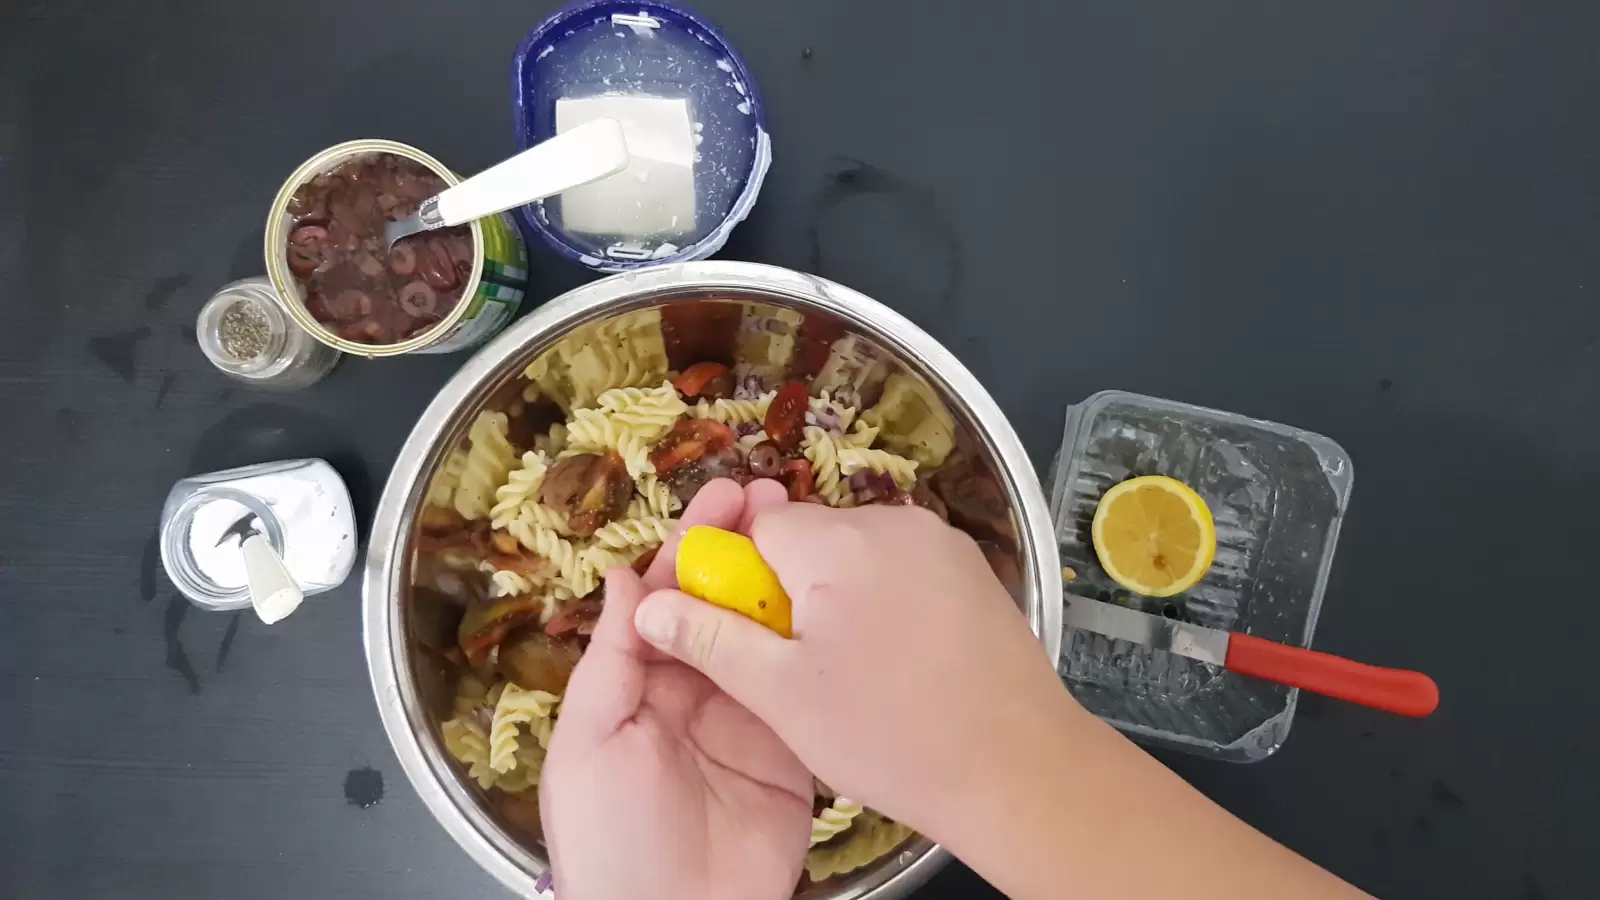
left=1062, top=594, right=1440, bottom=717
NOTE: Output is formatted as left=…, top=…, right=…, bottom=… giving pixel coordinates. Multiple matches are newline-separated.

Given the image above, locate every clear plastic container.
left=1048, top=391, right=1353, bottom=761
left=159, top=459, right=357, bottom=612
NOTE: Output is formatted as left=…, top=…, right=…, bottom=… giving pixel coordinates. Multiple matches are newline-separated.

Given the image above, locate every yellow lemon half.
left=676, top=526, right=793, bottom=637
left=1091, top=476, right=1216, bottom=598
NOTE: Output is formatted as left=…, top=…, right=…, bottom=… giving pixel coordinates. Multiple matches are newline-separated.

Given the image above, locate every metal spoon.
left=385, top=117, right=631, bottom=248
left=217, top=514, right=304, bottom=625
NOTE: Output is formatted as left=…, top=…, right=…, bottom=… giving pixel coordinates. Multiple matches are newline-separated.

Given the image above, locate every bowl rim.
left=363, top=260, right=1063, bottom=898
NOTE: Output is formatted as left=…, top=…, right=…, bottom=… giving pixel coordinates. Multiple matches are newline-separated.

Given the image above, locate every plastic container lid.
left=511, top=0, right=771, bottom=272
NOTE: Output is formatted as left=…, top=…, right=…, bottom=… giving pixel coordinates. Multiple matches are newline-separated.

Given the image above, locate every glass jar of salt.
left=159, top=459, right=357, bottom=615
left=197, top=277, right=340, bottom=389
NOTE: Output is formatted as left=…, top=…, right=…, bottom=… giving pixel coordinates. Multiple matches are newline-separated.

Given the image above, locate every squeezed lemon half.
left=676, top=526, right=793, bottom=637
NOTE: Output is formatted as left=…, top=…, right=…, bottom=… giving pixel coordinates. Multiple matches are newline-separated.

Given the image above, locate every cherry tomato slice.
left=649, top=419, right=735, bottom=473
left=763, top=382, right=810, bottom=450
left=673, top=362, right=735, bottom=399
left=779, top=458, right=816, bottom=502
left=544, top=598, right=603, bottom=638
left=460, top=596, right=545, bottom=665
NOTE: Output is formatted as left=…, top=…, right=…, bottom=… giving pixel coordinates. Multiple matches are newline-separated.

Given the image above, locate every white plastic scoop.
left=217, top=513, right=304, bottom=625
left=385, top=117, right=631, bottom=247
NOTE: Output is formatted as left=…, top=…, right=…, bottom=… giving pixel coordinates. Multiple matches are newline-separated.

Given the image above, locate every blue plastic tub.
left=510, top=0, right=771, bottom=272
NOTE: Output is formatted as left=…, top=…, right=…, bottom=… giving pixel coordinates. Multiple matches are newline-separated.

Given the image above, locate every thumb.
left=634, top=589, right=792, bottom=702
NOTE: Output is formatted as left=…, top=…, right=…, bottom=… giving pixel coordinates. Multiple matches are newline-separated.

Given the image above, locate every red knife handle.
left=1224, top=633, right=1440, bottom=717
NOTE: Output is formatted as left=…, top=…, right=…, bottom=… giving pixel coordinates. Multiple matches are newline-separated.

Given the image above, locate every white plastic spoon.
left=385, top=118, right=631, bottom=247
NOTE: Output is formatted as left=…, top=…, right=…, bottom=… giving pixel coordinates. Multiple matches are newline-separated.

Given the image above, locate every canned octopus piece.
left=265, top=140, right=529, bottom=357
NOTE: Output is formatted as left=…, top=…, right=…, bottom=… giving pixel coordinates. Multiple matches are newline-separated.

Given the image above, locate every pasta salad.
left=410, top=306, right=1014, bottom=884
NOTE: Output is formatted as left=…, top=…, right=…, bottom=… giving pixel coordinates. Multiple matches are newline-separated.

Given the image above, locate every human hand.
left=631, top=498, right=1068, bottom=834
left=540, top=479, right=811, bottom=900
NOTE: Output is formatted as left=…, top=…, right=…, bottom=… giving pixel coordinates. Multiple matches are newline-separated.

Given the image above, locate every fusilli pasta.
left=596, top=382, right=688, bottom=437
left=488, top=683, right=559, bottom=773
left=591, top=516, right=673, bottom=551
left=804, top=811, right=915, bottom=882
left=811, top=796, right=865, bottom=846
left=803, top=427, right=855, bottom=507
left=564, top=408, right=656, bottom=479
left=568, top=544, right=647, bottom=596
left=505, top=501, right=572, bottom=537
left=454, top=412, right=518, bottom=520
left=442, top=717, right=498, bottom=789
left=489, top=451, right=549, bottom=528
left=492, top=743, right=543, bottom=793
left=837, top=447, right=919, bottom=491
left=690, top=391, right=774, bottom=425
left=506, top=519, right=583, bottom=592
left=536, top=582, right=577, bottom=624
left=839, top=420, right=880, bottom=450
left=428, top=449, right=468, bottom=508
left=529, top=311, right=670, bottom=411
left=486, top=568, right=537, bottom=599
left=632, top=473, right=681, bottom=519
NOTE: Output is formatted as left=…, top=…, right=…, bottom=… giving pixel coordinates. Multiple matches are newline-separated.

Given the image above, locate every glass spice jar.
left=197, top=276, right=340, bottom=389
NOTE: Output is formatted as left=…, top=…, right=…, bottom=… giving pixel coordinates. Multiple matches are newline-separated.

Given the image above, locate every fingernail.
left=635, top=605, right=677, bottom=646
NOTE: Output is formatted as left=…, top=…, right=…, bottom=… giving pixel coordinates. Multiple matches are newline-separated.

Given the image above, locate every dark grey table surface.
left=5, top=1, right=1599, bottom=898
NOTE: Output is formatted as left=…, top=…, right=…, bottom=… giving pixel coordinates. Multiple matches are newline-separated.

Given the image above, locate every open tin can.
left=264, top=139, right=529, bottom=357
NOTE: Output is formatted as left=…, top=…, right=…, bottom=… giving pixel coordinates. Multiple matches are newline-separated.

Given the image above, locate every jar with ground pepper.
left=197, top=277, right=340, bottom=389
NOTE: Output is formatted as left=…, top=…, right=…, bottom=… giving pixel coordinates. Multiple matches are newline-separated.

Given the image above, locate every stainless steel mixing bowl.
left=363, top=261, right=1063, bottom=900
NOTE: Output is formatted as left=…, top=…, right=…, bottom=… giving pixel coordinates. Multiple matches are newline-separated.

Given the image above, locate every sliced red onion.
left=733, top=374, right=766, bottom=401
left=878, top=471, right=899, bottom=494
left=534, top=872, right=554, bottom=894
left=469, top=707, right=492, bottom=732
left=850, top=470, right=883, bottom=502
left=734, top=420, right=763, bottom=438
left=808, top=403, right=844, bottom=434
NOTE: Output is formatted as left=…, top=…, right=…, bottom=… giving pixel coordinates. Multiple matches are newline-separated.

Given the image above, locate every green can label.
left=417, top=211, right=529, bottom=355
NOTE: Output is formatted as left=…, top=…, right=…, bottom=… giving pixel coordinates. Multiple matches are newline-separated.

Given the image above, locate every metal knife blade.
left=1061, top=594, right=1230, bottom=667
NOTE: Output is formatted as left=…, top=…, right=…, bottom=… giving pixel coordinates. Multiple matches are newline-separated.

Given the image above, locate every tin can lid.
left=511, top=0, right=770, bottom=273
